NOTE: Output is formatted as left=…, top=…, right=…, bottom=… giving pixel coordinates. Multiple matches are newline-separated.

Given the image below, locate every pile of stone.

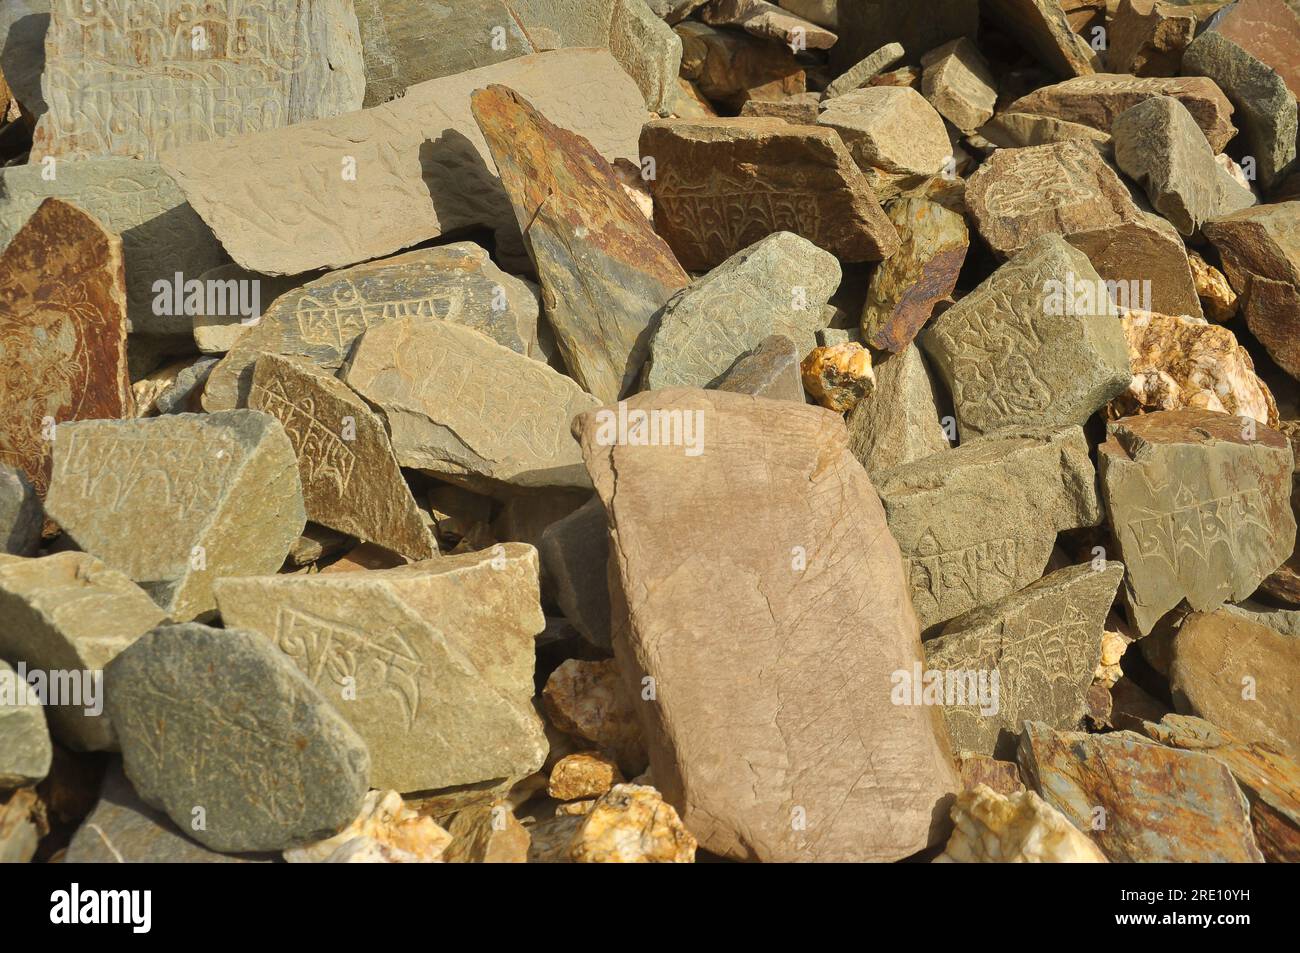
left=1, top=0, right=1299, bottom=864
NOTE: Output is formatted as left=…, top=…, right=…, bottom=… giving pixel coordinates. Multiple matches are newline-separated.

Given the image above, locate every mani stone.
left=472, top=85, right=688, bottom=403
left=0, top=159, right=229, bottom=338
left=1018, top=722, right=1264, bottom=862
left=674, top=20, right=806, bottom=110
left=1170, top=610, right=1300, bottom=762
left=1106, top=0, right=1196, bottom=76
left=1180, top=30, right=1297, bottom=191
left=923, top=562, right=1124, bottom=759
left=984, top=0, right=1102, bottom=78
left=874, top=425, right=1102, bottom=631
left=43, top=411, right=306, bottom=622
left=344, top=317, right=600, bottom=492
left=643, top=232, right=839, bottom=390
left=712, top=334, right=805, bottom=402
left=862, top=197, right=968, bottom=352
left=213, top=544, right=549, bottom=794
left=934, top=784, right=1107, bottom=863
left=32, top=0, right=365, bottom=160
left=0, top=552, right=167, bottom=751
left=817, top=87, right=953, bottom=199
left=1098, top=409, right=1296, bottom=635
left=192, top=265, right=311, bottom=355
left=106, top=622, right=370, bottom=853
left=539, top=497, right=612, bottom=652
left=831, top=0, right=978, bottom=74
left=248, top=355, right=436, bottom=561
left=160, top=50, right=646, bottom=277
left=1210, top=0, right=1300, bottom=100
left=0, top=658, right=51, bottom=788
left=640, top=117, right=900, bottom=271
left=0, top=197, right=130, bottom=497
left=921, top=38, right=998, bottom=133
left=355, top=0, right=534, bottom=107
left=575, top=388, right=961, bottom=862
left=823, top=42, right=905, bottom=100
left=1006, top=75, right=1237, bottom=152
left=919, top=236, right=1131, bottom=440
left=201, top=243, right=540, bottom=412
left=846, top=345, right=949, bottom=475
left=0, top=465, right=40, bottom=555
left=700, top=0, right=837, bottom=49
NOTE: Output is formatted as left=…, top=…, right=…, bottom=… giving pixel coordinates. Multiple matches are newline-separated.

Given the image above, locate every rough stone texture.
left=0, top=1, right=46, bottom=120
left=539, top=498, right=612, bottom=652
left=823, top=42, right=904, bottom=100
left=542, top=659, right=647, bottom=775
left=203, top=243, right=542, bottom=412
left=984, top=0, right=1103, bottom=78
left=800, top=342, right=874, bottom=412
left=712, top=334, right=806, bottom=401
left=106, top=623, right=370, bottom=854
left=528, top=784, right=696, bottom=862
left=979, top=111, right=1113, bottom=150
left=1106, top=0, right=1197, bottom=76
left=817, top=87, right=953, bottom=199
left=675, top=20, right=805, bottom=110
left=737, top=93, right=819, bottom=122
left=549, top=751, right=623, bottom=801
left=44, top=411, right=306, bottom=621
left=576, top=388, right=960, bottom=862
left=0, top=197, right=130, bottom=497
left=1169, top=610, right=1299, bottom=762
left=1005, top=74, right=1237, bottom=152
left=345, top=317, right=598, bottom=492
left=919, top=236, right=1131, bottom=440
left=845, top=345, right=949, bottom=475
left=650, top=0, right=711, bottom=22
left=701, top=0, right=837, bottom=49
left=874, top=425, right=1102, bottom=631
left=284, top=789, right=451, bottom=862
left=0, top=159, right=228, bottom=338
left=1225, top=599, right=1300, bottom=637
left=1182, top=29, right=1297, bottom=191
left=641, top=118, right=900, bottom=270
left=192, top=266, right=310, bottom=355
left=160, top=50, right=647, bottom=277
left=861, top=198, right=968, bottom=352
left=0, top=788, right=39, bottom=863
left=920, top=38, right=997, bottom=132
left=0, top=658, right=52, bottom=788
left=1018, top=721, right=1264, bottom=862
left=830, top=0, right=978, bottom=75
left=443, top=801, right=531, bottom=863
left=934, top=783, right=1108, bottom=862
left=644, top=233, right=838, bottom=390
left=1188, top=250, right=1239, bottom=322
left=214, top=546, right=548, bottom=794
left=1210, top=0, right=1300, bottom=100
left=33, top=0, right=365, bottom=160
left=955, top=752, right=1025, bottom=796
left=0, top=552, right=166, bottom=751
left=0, top=465, right=40, bottom=555
left=1098, top=409, right=1296, bottom=634
left=778, top=0, right=835, bottom=28
left=924, top=563, right=1124, bottom=759
left=474, top=85, right=688, bottom=403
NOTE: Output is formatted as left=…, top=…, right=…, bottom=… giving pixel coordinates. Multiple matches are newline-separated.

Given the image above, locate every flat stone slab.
left=817, top=87, right=953, bottom=199
left=213, top=544, right=548, bottom=794
left=1106, top=0, right=1196, bottom=76
left=921, top=38, right=997, bottom=133
left=44, top=411, right=306, bottom=621
left=711, top=333, right=806, bottom=402
left=1211, top=0, right=1300, bottom=100
left=824, top=42, right=905, bottom=100
left=846, top=344, right=949, bottom=475
left=0, top=657, right=52, bottom=788
left=106, top=622, right=370, bottom=853
left=701, top=0, right=837, bottom=49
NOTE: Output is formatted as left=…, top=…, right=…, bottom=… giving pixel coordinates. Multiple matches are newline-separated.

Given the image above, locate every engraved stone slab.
left=874, top=425, right=1102, bottom=631
left=33, top=0, right=366, bottom=160
left=0, top=658, right=52, bottom=788
left=920, top=38, right=998, bottom=133
left=43, top=411, right=306, bottom=621
left=0, top=552, right=166, bottom=751
left=213, top=544, right=548, bottom=794
left=711, top=333, right=805, bottom=402
left=643, top=232, right=838, bottom=390
left=0, top=197, right=130, bottom=496
left=846, top=344, right=949, bottom=475
left=0, top=465, right=41, bottom=555
left=160, top=49, right=647, bottom=276
left=925, top=562, right=1124, bottom=759
left=575, top=388, right=961, bottom=862
left=202, top=243, right=540, bottom=412
left=641, top=117, right=900, bottom=271
left=472, top=84, right=688, bottom=403
left=248, top=355, right=436, bottom=561
left=919, top=235, right=1131, bottom=439
left=345, top=317, right=600, bottom=491
left=0, top=159, right=229, bottom=338
left=1210, top=0, right=1300, bottom=100
left=1098, top=408, right=1296, bottom=635
left=105, top=622, right=370, bottom=853
left=984, top=0, right=1103, bottom=78
left=192, top=265, right=311, bottom=355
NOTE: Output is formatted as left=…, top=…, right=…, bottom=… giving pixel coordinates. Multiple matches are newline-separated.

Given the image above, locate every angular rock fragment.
left=921, top=38, right=998, bottom=132
left=701, top=0, right=837, bottom=49
left=800, top=342, right=874, bottom=412
left=823, top=42, right=905, bottom=100
left=712, top=334, right=806, bottom=401
left=934, top=784, right=1107, bottom=862
left=528, top=784, right=696, bottom=863
left=549, top=752, right=623, bottom=801
left=955, top=752, right=1025, bottom=796
left=539, top=498, right=612, bottom=652
left=777, top=0, right=836, bottom=28
left=1106, top=0, right=1197, bottom=76
left=1188, top=250, right=1239, bottom=322
left=285, top=789, right=451, bottom=863
left=830, top=0, right=978, bottom=74
left=675, top=20, right=806, bottom=110
left=846, top=345, right=949, bottom=475
left=1209, top=0, right=1300, bottom=100
left=443, top=801, right=531, bottom=863
left=0, top=658, right=51, bottom=788
left=979, top=111, right=1112, bottom=150
left=818, top=87, right=953, bottom=198
left=191, top=266, right=310, bottom=356
left=0, top=465, right=40, bottom=555
left=44, top=412, right=306, bottom=621
left=737, top=93, right=820, bottom=122
left=0, top=788, right=39, bottom=863
left=542, top=659, right=646, bottom=775
left=984, top=0, right=1103, bottom=77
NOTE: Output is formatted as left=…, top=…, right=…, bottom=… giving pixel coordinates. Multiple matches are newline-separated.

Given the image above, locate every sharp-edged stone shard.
left=711, top=334, right=806, bottom=402
left=845, top=344, right=949, bottom=475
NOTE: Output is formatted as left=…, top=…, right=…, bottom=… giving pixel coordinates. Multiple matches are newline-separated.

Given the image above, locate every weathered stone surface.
left=539, top=498, right=611, bottom=652
left=0, top=552, right=166, bottom=750
left=542, top=659, right=646, bottom=775
left=711, top=334, right=805, bottom=401
left=649, top=0, right=711, bottom=22
left=641, top=118, right=900, bottom=270
left=1188, top=250, right=1240, bottom=322
left=0, top=465, right=40, bottom=555
left=203, top=244, right=542, bottom=412
left=824, top=42, right=904, bottom=100
left=778, top=0, right=836, bottom=27
left=33, top=0, right=365, bottom=160
left=474, top=85, right=687, bottom=403
left=920, top=38, right=997, bottom=132
left=1098, top=409, right=1296, bottom=634
left=818, top=87, right=952, bottom=199
left=345, top=318, right=598, bottom=491
left=701, top=0, right=836, bottom=48
left=106, top=622, right=369, bottom=853
left=1225, top=599, right=1300, bottom=637
left=979, top=111, right=1112, bottom=150
left=285, top=789, right=451, bottom=863
left=0, top=198, right=130, bottom=496
left=1006, top=74, right=1237, bottom=151
left=1170, top=610, right=1300, bottom=762
left=675, top=20, right=805, bottom=109
left=443, top=801, right=531, bottom=863
left=934, top=783, right=1108, bottom=862
left=214, top=546, right=548, bottom=794
left=191, top=265, right=309, bottom=355
left=248, top=355, right=435, bottom=561
left=1182, top=29, right=1297, bottom=191
left=800, top=342, right=874, bottom=412
left=984, top=0, right=1103, bottom=77
left=919, top=236, right=1131, bottom=440
left=862, top=198, right=968, bottom=352
left=1107, top=0, right=1197, bottom=76
left=576, top=388, right=960, bottom=861
left=528, top=783, right=696, bottom=862
left=874, top=425, right=1102, bottom=630
left=1018, top=721, right=1264, bottom=861
left=1210, top=0, right=1300, bottom=100
left=737, top=93, right=819, bottom=122
left=44, top=412, right=306, bottom=621
left=831, top=0, right=978, bottom=74
left=0, top=658, right=51, bottom=788
left=0, top=787, right=39, bottom=863
left=954, top=752, right=1025, bottom=796
left=549, top=751, right=623, bottom=801
left=644, top=232, right=838, bottom=390
left=845, top=345, right=949, bottom=475
left=161, top=50, right=646, bottom=276
left=924, top=563, right=1124, bottom=759
left=0, top=1, right=46, bottom=120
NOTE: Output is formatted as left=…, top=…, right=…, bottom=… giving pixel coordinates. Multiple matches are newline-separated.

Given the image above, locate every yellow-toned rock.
left=935, top=784, right=1108, bottom=863
left=548, top=751, right=623, bottom=801
left=284, top=790, right=451, bottom=863
left=443, top=802, right=530, bottom=863
left=529, top=784, right=696, bottom=863
left=1188, top=251, right=1238, bottom=323
left=1095, top=628, right=1131, bottom=688
left=800, top=342, right=875, bottom=412
left=542, top=659, right=646, bottom=774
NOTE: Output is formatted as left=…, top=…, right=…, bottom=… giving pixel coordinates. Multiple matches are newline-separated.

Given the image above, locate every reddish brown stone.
left=1212, top=0, right=1300, bottom=100
left=955, top=753, right=1026, bottom=797
left=1106, top=0, right=1197, bottom=76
